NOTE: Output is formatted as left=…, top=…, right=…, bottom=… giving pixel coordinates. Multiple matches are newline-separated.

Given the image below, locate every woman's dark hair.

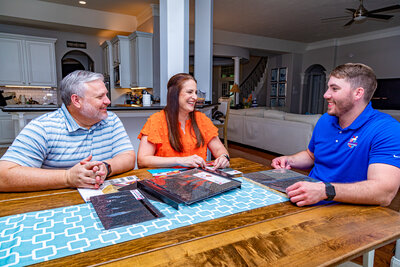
left=164, top=73, right=204, bottom=152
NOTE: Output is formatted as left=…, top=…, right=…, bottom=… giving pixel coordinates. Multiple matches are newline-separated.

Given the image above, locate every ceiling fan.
left=323, top=0, right=400, bottom=26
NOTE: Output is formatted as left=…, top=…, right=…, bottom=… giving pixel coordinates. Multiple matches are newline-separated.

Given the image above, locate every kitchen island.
left=1, top=103, right=217, bottom=165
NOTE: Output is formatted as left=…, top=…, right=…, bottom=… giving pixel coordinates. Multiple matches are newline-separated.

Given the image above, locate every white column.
left=233, top=56, right=241, bottom=105
left=151, top=4, right=160, bottom=101
left=194, top=0, right=213, bottom=102
left=159, top=0, right=189, bottom=106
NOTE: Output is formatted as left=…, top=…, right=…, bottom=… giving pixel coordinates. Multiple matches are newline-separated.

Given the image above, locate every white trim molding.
left=306, top=26, right=400, bottom=51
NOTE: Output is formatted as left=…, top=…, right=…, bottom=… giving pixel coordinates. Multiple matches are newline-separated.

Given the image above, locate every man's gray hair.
left=60, top=70, right=104, bottom=106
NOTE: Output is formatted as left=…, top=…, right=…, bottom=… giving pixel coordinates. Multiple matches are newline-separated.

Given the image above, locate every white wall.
left=267, top=34, right=400, bottom=113
left=302, top=46, right=336, bottom=75
left=302, top=35, right=400, bottom=78
left=335, top=36, right=400, bottom=79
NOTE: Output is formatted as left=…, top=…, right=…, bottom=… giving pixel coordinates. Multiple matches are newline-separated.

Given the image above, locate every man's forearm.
left=0, top=161, right=68, bottom=192
left=332, top=163, right=400, bottom=206
left=288, top=150, right=315, bottom=169
left=107, top=150, right=135, bottom=176
left=333, top=180, right=397, bottom=206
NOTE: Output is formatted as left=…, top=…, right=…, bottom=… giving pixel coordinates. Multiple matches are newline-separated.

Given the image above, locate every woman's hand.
left=178, top=154, right=206, bottom=168
left=213, top=154, right=230, bottom=169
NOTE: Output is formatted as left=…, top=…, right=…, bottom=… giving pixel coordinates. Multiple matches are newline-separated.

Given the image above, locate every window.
left=221, top=65, right=234, bottom=78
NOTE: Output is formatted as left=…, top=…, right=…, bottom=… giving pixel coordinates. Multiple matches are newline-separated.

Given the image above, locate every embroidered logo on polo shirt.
left=347, top=135, right=358, bottom=148
left=394, top=155, right=400, bottom=158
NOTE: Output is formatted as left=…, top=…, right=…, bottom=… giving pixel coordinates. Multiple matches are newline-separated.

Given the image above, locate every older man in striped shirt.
left=0, top=71, right=135, bottom=192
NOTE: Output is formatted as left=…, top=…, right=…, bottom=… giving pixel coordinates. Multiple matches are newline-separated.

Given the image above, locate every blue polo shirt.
left=1, top=104, right=133, bottom=169
left=308, top=103, right=400, bottom=183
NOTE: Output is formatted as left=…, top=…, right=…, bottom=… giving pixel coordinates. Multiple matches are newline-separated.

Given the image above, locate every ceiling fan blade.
left=346, top=8, right=356, bottom=13
left=321, top=15, right=350, bottom=22
left=344, top=19, right=355, bottom=26
left=368, top=5, right=400, bottom=14
left=366, top=13, right=393, bottom=20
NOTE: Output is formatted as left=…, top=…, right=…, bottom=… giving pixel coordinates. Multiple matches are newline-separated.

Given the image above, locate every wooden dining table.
left=2, top=157, right=400, bottom=266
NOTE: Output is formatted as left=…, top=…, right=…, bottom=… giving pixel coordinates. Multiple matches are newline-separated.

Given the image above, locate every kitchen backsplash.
left=0, top=87, right=58, bottom=105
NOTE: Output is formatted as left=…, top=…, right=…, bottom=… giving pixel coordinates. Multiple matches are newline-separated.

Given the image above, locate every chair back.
left=215, top=97, right=230, bottom=149
left=218, top=97, right=230, bottom=119
left=389, top=189, right=400, bottom=212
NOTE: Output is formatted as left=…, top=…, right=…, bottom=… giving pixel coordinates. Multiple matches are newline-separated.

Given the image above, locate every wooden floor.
left=228, top=142, right=278, bottom=166
left=0, top=143, right=396, bottom=266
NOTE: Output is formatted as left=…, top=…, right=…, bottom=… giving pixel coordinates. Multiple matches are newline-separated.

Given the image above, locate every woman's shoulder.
left=194, top=110, right=210, bottom=121
left=148, top=110, right=166, bottom=122
left=194, top=111, right=215, bottom=129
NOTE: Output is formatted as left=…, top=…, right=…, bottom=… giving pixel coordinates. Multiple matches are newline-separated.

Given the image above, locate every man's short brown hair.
left=330, top=63, right=377, bottom=102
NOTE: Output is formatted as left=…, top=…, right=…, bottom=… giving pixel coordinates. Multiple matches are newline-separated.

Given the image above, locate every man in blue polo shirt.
left=272, top=63, right=400, bottom=206
left=0, top=71, right=135, bottom=192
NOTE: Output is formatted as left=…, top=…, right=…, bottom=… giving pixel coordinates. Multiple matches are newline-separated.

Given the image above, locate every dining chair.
left=390, top=190, right=400, bottom=267
left=212, top=97, right=230, bottom=149
left=362, top=189, right=400, bottom=267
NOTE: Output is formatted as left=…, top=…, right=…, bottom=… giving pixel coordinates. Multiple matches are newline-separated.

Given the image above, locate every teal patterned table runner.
left=0, top=178, right=287, bottom=266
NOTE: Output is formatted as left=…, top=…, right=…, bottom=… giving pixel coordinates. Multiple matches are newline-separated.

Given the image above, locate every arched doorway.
left=61, top=50, right=94, bottom=78
left=302, top=64, right=326, bottom=114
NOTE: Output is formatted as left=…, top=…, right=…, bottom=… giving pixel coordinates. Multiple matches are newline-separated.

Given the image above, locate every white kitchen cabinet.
left=0, top=33, right=57, bottom=87
left=101, top=41, right=111, bottom=77
left=129, top=31, right=153, bottom=88
left=25, top=40, right=57, bottom=87
left=111, top=35, right=130, bottom=88
left=0, top=110, right=15, bottom=146
left=111, top=40, right=120, bottom=67
left=0, top=37, right=25, bottom=85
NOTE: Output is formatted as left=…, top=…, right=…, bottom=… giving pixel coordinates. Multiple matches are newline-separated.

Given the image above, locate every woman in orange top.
left=137, top=73, right=230, bottom=169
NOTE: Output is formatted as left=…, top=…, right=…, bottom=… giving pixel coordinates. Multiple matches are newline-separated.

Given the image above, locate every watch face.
left=325, top=183, right=336, bottom=201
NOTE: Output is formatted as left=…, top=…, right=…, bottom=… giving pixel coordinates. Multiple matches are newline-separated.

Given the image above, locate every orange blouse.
left=138, top=110, right=219, bottom=160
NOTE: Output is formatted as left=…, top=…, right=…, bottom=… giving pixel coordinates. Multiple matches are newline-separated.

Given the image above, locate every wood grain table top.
left=2, top=158, right=400, bottom=266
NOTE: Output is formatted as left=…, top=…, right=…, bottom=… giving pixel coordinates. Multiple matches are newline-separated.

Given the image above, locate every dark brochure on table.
left=91, top=189, right=164, bottom=230
left=243, top=169, right=319, bottom=193
left=138, top=168, right=242, bottom=209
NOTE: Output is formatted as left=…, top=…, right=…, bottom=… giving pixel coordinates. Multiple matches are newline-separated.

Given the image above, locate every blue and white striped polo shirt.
left=1, top=104, right=134, bottom=169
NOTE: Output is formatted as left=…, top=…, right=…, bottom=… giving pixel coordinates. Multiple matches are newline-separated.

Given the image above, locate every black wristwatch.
left=324, top=182, right=336, bottom=201
left=103, top=161, right=112, bottom=177
left=222, top=154, right=230, bottom=161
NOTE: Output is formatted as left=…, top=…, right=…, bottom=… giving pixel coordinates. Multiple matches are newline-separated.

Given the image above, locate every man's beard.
left=327, top=98, right=354, bottom=117
left=81, top=104, right=108, bottom=123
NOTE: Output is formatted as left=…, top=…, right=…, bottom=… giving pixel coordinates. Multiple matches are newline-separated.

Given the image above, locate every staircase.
left=239, top=57, right=268, bottom=104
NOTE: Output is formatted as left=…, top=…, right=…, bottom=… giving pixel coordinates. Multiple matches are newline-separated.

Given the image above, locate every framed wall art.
left=278, top=83, right=286, bottom=97
left=279, top=67, right=287, bottom=82
left=270, top=83, right=277, bottom=97
left=271, top=68, right=278, bottom=82
left=270, top=98, right=277, bottom=107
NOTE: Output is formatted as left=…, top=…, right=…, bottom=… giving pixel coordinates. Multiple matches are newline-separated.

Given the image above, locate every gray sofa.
left=225, top=108, right=321, bottom=155
left=380, top=109, right=400, bottom=122
left=224, top=107, right=400, bottom=156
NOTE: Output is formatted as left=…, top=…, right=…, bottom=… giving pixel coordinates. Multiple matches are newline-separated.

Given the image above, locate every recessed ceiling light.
left=79, top=1, right=86, bottom=4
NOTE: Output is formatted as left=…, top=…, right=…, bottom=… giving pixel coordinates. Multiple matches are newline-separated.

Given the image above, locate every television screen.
left=371, top=78, right=400, bottom=110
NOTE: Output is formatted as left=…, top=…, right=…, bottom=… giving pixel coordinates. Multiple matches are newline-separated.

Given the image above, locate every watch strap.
left=222, top=154, right=230, bottom=161
left=324, top=182, right=336, bottom=201
left=103, top=161, right=112, bottom=177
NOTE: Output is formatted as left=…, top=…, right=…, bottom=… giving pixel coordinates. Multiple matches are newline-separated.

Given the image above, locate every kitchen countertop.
left=0, top=103, right=218, bottom=112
